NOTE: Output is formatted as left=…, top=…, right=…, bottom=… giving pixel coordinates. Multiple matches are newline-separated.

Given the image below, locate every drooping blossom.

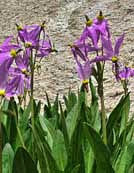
left=75, top=58, right=93, bottom=92
left=70, top=41, right=109, bottom=65
left=0, top=36, right=20, bottom=53
left=70, top=44, right=88, bottom=62
left=37, top=35, right=56, bottom=58
left=94, top=11, right=111, bottom=39
left=9, top=54, right=30, bottom=94
left=0, top=59, right=16, bottom=98
left=79, top=17, right=99, bottom=49
left=101, top=33, right=125, bottom=63
left=0, top=36, right=21, bottom=64
left=7, top=73, right=30, bottom=97
left=16, top=23, right=44, bottom=48
left=118, top=66, right=134, bottom=81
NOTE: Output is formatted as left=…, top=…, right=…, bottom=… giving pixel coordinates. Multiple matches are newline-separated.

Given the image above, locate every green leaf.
left=45, top=92, right=51, bottom=109
left=51, top=94, right=59, bottom=115
left=39, top=115, right=54, bottom=149
left=115, top=141, right=134, bottom=173
left=2, top=143, right=14, bottom=173
left=89, top=78, right=98, bottom=103
left=12, top=147, right=38, bottom=173
left=82, top=138, right=94, bottom=173
left=6, top=114, right=17, bottom=149
left=107, top=93, right=130, bottom=147
left=83, top=123, right=114, bottom=173
left=2, top=123, right=8, bottom=148
left=63, top=91, right=77, bottom=114
left=71, top=164, right=80, bottom=173
left=119, top=93, right=130, bottom=135
left=126, top=120, right=134, bottom=143
left=59, top=102, right=69, bottom=149
left=32, top=119, right=58, bottom=173
left=34, top=100, right=41, bottom=116
left=66, top=92, right=85, bottom=141
left=89, top=79, right=101, bottom=132
left=18, top=101, right=31, bottom=134
left=52, top=130, right=67, bottom=171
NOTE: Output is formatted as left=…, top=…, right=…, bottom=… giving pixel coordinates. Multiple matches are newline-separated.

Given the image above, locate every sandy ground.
left=0, top=0, right=134, bottom=113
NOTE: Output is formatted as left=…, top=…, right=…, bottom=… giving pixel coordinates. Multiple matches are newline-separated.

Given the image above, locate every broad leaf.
left=52, top=130, right=67, bottom=171
left=83, top=123, right=114, bottom=173
left=2, top=143, right=14, bottom=173
left=66, top=92, right=85, bottom=141
left=12, top=147, right=38, bottom=173
left=115, top=141, right=134, bottom=173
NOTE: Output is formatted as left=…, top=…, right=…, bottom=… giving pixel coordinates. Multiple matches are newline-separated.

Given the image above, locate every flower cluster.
left=70, top=11, right=134, bottom=91
left=0, top=22, right=54, bottom=99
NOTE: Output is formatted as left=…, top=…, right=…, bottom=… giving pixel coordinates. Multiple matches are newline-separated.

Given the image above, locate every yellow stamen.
left=97, top=11, right=104, bottom=21
left=82, top=79, right=89, bottom=84
left=41, top=23, right=46, bottom=28
left=86, top=19, right=93, bottom=26
left=25, top=42, right=32, bottom=48
left=0, top=89, right=5, bottom=96
left=17, top=25, right=23, bottom=31
left=10, top=49, right=17, bottom=58
left=112, top=56, right=118, bottom=63
left=21, top=68, right=27, bottom=74
left=68, top=44, right=75, bottom=48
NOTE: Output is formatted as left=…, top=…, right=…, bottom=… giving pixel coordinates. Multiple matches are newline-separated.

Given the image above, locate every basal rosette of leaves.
left=0, top=11, right=134, bottom=173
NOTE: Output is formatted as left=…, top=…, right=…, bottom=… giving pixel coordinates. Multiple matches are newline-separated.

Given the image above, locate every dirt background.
left=0, top=0, right=134, bottom=113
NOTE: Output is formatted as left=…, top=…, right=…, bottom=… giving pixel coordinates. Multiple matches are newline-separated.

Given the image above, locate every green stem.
left=122, top=80, right=128, bottom=146
left=96, top=61, right=107, bottom=145
left=100, top=93, right=107, bottom=145
left=29, top=24, right=43, bottom=132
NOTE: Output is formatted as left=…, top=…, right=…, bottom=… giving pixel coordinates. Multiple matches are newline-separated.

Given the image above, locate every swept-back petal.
left=101, top=36, right=113, bottom=56
left=114, top=33, right=125, bottom=56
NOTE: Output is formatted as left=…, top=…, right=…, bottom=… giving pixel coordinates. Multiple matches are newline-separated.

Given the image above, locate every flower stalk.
left=97, top=61, right=107, bottom=145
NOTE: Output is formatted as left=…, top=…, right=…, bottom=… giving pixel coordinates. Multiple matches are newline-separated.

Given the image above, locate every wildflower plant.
left=0, top=11, right=134, bottom=173
left=0, top=21, right=56, bottom=173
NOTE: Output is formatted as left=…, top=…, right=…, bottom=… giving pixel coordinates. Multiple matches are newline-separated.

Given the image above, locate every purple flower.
left=112, top=62, right=124, bottom=81
left=101, top=33, right=125, bottom=63
left=118, top=66, right=134, bottom=81
left=90, top=55, right=110, bottom=64
left=75, top=39, right=99, bottom=55
left=75, top=59, right=92, bottom=83
left=8, top=53, right=30, bottom=95
left=0, top=59, right=15, bottom=98
left=111, top=62, right=134, bottom=82
left=0, top=37, right=22, bottom=65
left=0, top=36, right=20, bottom=53
left=0, top=55, right=30, bottom=98
left=70, top=38, right=97, bottom=62
left=79, top=19, right=98, bottom=49
left=7, top=73, right=30, bottom=96
left=17, top=24, right=43, bottom=48
left=15, top=53, right=29, bottom=73
left=70, top=44, right=88, bottom=62
left=75, top=59, right=93, bottom=92
left=37, top=35, right=54, bottom=58
left=94, top=11, right=110, bottom=39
